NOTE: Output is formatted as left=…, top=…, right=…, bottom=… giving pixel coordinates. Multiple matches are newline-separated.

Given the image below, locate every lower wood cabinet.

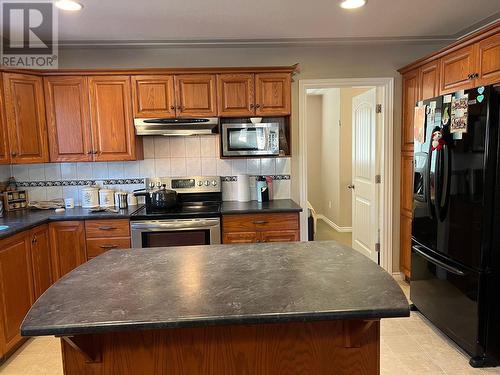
left=222, top=213, right=300, bottom=244
left=84, top=219, right=131, bottom=260
left=0, top=232, right=33, bottom=357
left=49, top=221, right=87, bottom=281
left=29, top=225, right=52, bottom=300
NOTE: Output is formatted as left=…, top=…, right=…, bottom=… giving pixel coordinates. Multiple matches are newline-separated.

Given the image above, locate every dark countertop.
left=21, top=240, right=409, bottom=337
left=0, top=206, right=142, bottom=240
left=221, top=199, right=302, bottom=214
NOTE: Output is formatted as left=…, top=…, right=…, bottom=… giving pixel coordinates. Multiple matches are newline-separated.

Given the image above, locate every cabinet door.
left=217, top=74, right=255, bottom=117
left=0, top=232, right=33, bottom=353
left=439, top=45, right=476, bottom=94
left=89, top=76, right=138, bottom=161
left=175, top=74, right=217, bottom=117
left=30, top=225, right=53, bottom=300
left=401, top=69, right=419, bottom=151
left=131, top=75, right=176, bottom=118
left=400, top=213, right=412, bottom=278
left=476, top=33, right=500, bottom=86
left=400, top=152, right=414, bottom=216
left=260, top=230, right=299, bottom=243
left=44, top=76, right=93, bottom=162
left=255, top=73, right=291, bottom=116
left=0, top=78, right=10, bottom=164
left=3, top=73, right=48, bottom=164
left=49, top=221, right=86, bottom=281
left=419, top=61, right=440, bottom=100
left=223, top=232, right=258, bottom=244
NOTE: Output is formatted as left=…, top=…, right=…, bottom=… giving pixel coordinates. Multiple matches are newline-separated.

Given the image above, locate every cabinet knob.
left=170, top=106, right=175, bottom=110
left=255, top=104, right=261, bottom=108
left=87, top=150, right=93, bottom=155
left=11, top=152, right=17, bottom=157
left=250, top=103, right=255, bottom=109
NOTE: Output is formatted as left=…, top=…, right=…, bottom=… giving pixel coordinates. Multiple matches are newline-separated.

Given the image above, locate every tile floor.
left=1, top=282, right=500, bottom=374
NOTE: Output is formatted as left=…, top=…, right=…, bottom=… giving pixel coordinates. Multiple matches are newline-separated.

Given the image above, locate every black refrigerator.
left=411, top=85, right=500, bottom=367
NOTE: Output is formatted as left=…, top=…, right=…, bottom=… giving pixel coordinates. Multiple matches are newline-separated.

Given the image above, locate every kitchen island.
left=21, top=241, right=409, bottom=375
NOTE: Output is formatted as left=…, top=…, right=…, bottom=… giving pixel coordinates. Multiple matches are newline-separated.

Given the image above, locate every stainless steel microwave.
left=221, top=123, right=280, bottom=156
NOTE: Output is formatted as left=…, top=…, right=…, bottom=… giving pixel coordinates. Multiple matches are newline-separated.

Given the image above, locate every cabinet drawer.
left=223, top=213, right=299, bottom=232
left=87, top=237, right=131, bottom=258
left=85, top=219, right=130, bottom=238
left=261, top=230, right=299, bottom=243
left=223, top=232, right=259, bottom=244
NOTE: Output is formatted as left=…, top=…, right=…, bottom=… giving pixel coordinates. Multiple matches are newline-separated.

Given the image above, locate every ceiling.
left=16, top=0, right=500, bottom=45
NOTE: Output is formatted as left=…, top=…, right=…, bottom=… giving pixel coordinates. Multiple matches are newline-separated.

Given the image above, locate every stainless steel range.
left=130, top=176, right=221, bottom=248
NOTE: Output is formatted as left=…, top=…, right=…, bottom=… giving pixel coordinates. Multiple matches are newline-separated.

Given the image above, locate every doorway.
left=299, top=78, right=394, bottom=271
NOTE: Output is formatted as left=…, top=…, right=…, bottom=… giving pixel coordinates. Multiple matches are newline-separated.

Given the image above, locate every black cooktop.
left=131, top=201, right=221, bottom=220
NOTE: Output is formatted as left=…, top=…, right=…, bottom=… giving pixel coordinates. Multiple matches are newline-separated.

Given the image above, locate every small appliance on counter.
left=256, top=177, right=270, bottom=203
left=236, top=174, right=250, bottom=202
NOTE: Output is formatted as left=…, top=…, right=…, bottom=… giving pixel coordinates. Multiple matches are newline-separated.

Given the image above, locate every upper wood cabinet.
left=439, top=45, right=477, bottom=94
left=419, top=60, right=440, bottom=100
left=89, top=76, right=141, bottom=161
left=174, top=74, right=217, bottom=117
left=476, top=33, right=500, bottom=86
left=44, top=76, right=93, bottom=162
left=29, top=225, right=52, bottom=300
left=0, top=232, right=33, bottom=354
left=2, top=73, right=48, bottom=164
left=217, top=74, right=255, bottom=117
left=0, top=79, right=9, bottom=165
left=49, top=221, right=87, bottom=282
left=401, top=69, right=419, bottom=151
left=131, top=75, right=176, bottom=118
left=255, top=73, right=291, bottom=116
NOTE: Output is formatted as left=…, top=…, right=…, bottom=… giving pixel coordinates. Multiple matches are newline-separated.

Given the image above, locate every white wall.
left=306, top=95, right=323, bottom=213
left=57, top=42, right=447, bottom=271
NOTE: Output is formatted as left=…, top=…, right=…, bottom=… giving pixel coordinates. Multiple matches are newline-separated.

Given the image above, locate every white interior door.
left=351, top=88, right=379, bottom=263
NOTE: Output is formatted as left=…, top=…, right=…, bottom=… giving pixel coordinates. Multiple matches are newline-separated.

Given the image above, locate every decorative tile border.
left=221, top=175, right=290, bottom=182
left=17, top=178, right=145, bottom=188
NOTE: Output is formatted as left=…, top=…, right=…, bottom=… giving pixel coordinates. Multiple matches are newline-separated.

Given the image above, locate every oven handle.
left=131, top=218, right=220, bottom=231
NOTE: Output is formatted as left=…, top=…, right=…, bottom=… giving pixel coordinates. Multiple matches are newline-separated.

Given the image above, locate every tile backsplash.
left=1, top=136, right=292, bottom=205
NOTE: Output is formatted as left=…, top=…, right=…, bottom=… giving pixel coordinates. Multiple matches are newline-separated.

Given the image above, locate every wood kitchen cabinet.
left=89, top=76, right=142, bottom=161
left=131, top=75, right=176, bottom=118
left=0, top=78, right=9, bottom=164
left=217, top=74, right=255, bottom=117
left=29, top=225, right=52, bottom=300
left=49, top=221, right=87, bottom=281
left=44, top=76, right=93, bottom=162
left=255, top=73, right=291, bottom=116
left=419, top=60, right=440, bottom=100
left=401, top=69, right=419, bottom=152
left=222, top=213, right=300, bottom=244
left=0, top=232, right=33, bottom=357
left=174, top=74, right=217, bottom=117
left=439, top=45, right=477, bottom=94
left=476, top=33, right=500, bottom=86
left=2, top=73, right=49, bottom=164
left=85, top=219, right=131, bottom=260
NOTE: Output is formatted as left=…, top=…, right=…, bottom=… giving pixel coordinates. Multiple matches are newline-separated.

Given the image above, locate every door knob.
left=347, top=184, right=355, bottom=190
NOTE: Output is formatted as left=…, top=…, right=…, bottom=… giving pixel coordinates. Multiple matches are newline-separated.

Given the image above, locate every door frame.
left=298, top=78, right=394, bottom=272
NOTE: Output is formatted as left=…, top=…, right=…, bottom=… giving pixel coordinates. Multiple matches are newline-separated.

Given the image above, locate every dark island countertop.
left=220, top=199, right=302, bottom=214
left=0, top=206, right=141, bottom=240
left=21, top=241, right=409, bottom=337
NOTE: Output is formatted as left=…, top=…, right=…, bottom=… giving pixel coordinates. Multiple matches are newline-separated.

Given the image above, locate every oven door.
left=130, top=218, right=221, bottom=248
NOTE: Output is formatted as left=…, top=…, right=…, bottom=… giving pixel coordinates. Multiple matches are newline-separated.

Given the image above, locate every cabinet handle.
left=255, top=104, right=261, bottom=108
left=98, top=226, right=117, bottom=231
left=250, top=103, right=255, bottom=109
left=474, top=73, right=479, bottom=78
left=253, top=220, right=269, bottom=225
left=99, top=244, right=118, bottom=249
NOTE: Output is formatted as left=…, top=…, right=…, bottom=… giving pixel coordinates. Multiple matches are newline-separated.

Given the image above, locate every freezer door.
left=411, top=243, right=482, bottom=357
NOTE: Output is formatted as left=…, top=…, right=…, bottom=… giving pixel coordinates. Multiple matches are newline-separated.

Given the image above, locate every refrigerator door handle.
left=412, top=245, right=466, bottom=276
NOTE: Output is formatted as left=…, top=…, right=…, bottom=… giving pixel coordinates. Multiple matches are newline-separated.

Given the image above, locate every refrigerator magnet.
left=450, top=95, right=469, bottom=134
left=414, top=106, right=426, bottom=144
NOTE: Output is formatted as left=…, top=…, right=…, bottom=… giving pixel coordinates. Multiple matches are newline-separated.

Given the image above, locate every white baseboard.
left=392, top=272, right=405, bottom=281
left=317, top=215, right=352, bottom=233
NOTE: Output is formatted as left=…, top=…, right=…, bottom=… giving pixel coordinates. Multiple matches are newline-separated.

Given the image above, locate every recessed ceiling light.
left=55, top=0, right=83, bottom=11
left=340, top=0, right=366, bottom=9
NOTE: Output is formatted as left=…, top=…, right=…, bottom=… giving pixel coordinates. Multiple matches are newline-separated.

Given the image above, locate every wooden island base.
left=60, top=319, right=380, bottom=375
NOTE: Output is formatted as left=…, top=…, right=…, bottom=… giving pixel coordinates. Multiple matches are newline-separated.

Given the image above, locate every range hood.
left=134, top=118, right=219, bottom=136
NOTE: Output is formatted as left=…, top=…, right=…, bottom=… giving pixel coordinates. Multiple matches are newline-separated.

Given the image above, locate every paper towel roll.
left=236, top=174, right=250, bottom=202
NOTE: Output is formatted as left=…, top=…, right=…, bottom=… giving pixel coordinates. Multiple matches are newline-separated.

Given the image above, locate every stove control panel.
left=145, top=176, right=221, bottom=194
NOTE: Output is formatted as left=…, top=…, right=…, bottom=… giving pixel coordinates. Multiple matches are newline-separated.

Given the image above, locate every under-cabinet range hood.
left=134, top=118, right=219, bottom=136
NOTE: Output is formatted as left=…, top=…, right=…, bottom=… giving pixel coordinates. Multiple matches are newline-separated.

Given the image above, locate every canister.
left=99, top=189, right=115, bottom=207
left=81, top=187, right=99, bottom=208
